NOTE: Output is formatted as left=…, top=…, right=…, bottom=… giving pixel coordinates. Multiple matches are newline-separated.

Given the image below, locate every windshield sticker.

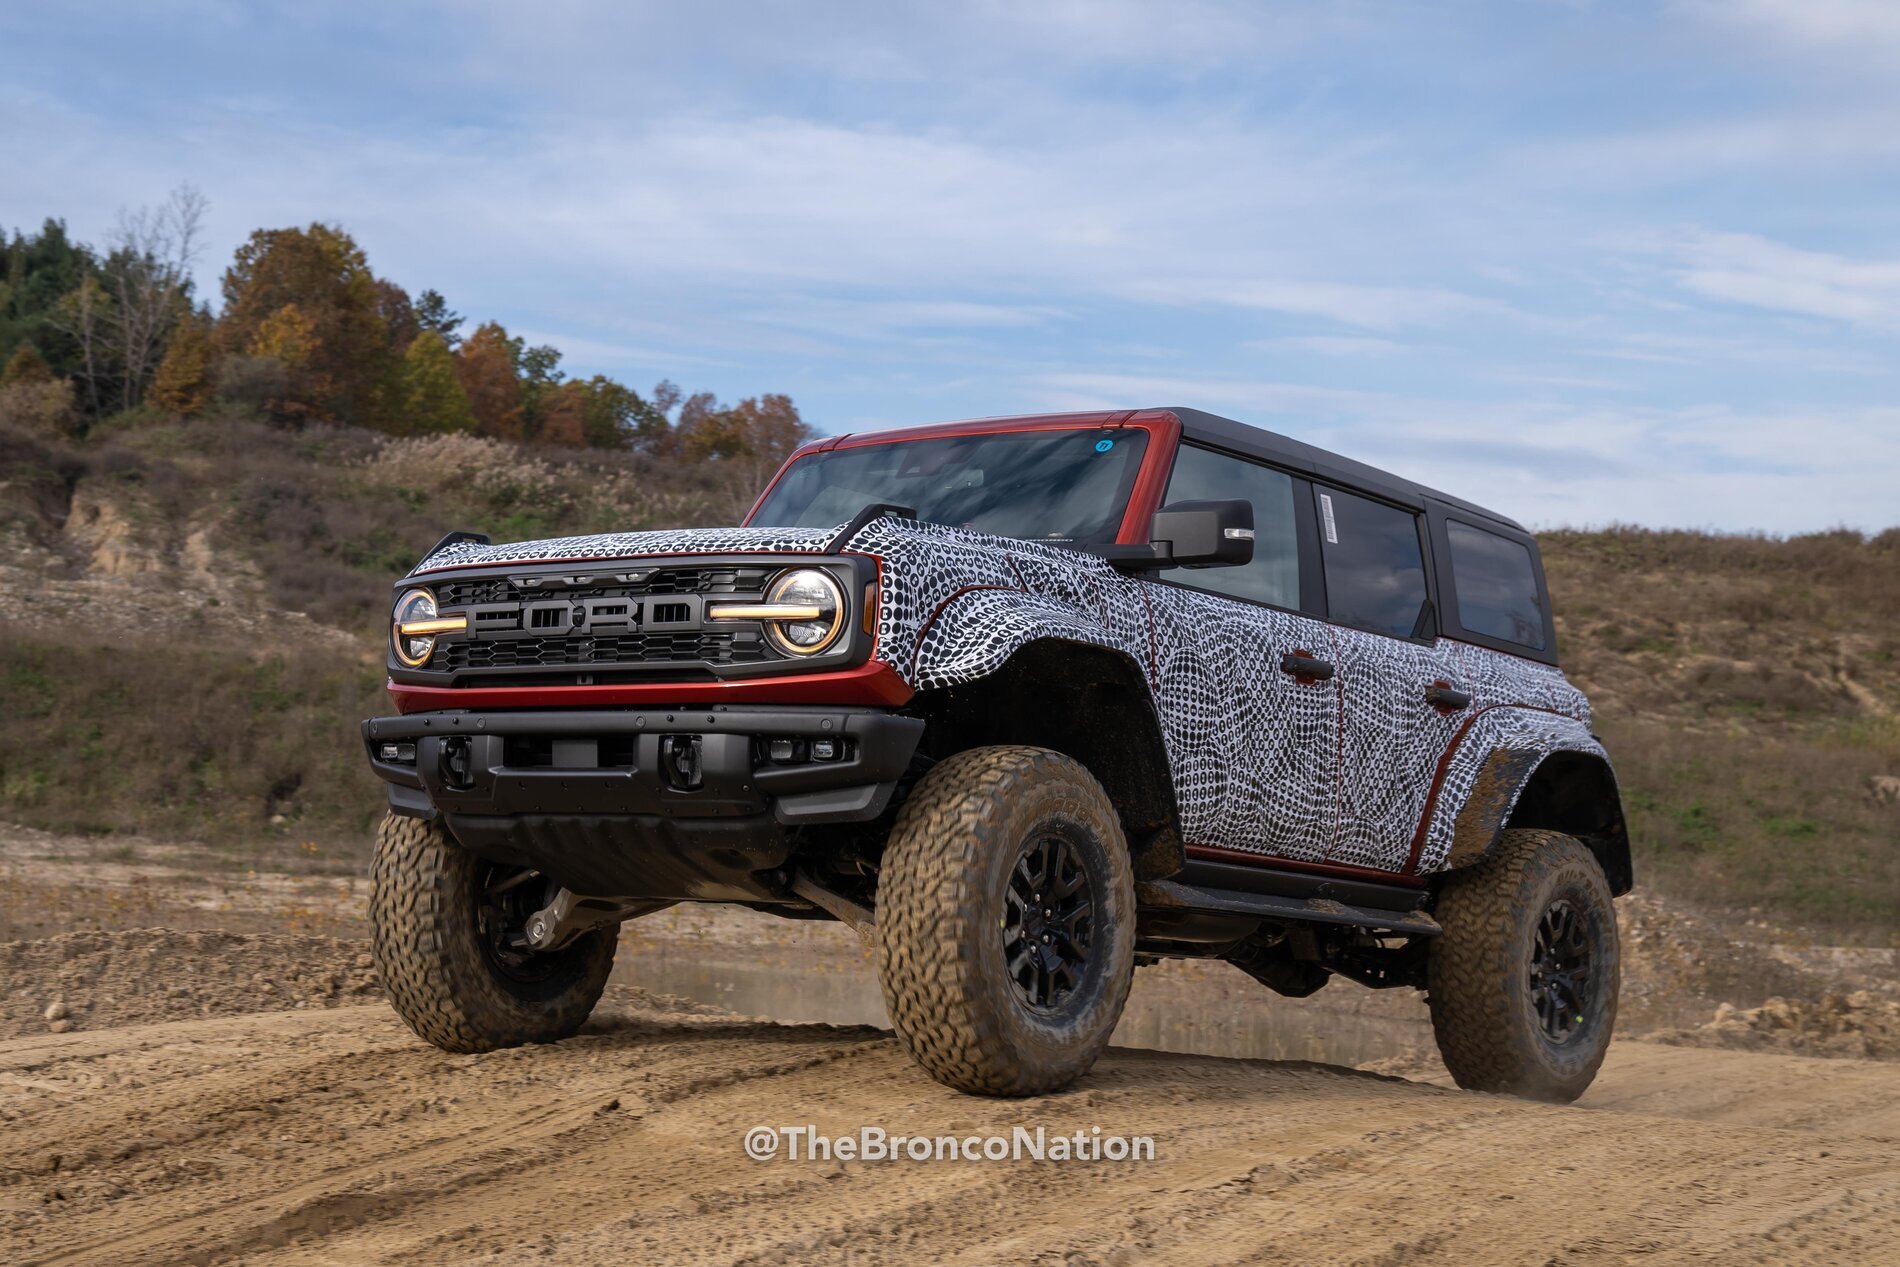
left=1094, top=438, right=1114, bottom=453
left=1319, top=493, right=1338, bottom=544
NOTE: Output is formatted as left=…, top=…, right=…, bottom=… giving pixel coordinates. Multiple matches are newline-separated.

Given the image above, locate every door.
left=1139, top=443, right=1340, bottom=864
left=1310, top=484, right=1467, bottom=873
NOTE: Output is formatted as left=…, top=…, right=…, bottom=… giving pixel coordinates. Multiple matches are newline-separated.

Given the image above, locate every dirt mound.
left=0, top=928, right=383, bottom=1039
left=1615, top=890, right=1833, bottom=1029
left=0, top=928, right=738, bottom=1043
left=1652, top=992, right=1900, bottom=1061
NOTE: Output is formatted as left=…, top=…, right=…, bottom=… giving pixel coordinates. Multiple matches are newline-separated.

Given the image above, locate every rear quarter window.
left=1447, top=520, right=1546, bottom=651
left=1316, top=487, right=1429, bottom=639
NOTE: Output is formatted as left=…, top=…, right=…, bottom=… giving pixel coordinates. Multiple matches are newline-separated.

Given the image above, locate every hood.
left=409, top=523, right=846, bottom=575
left=408, top=515, right=1123, bottom=590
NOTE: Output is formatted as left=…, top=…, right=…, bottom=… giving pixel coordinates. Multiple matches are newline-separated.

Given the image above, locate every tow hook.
left=659, top=735, right=703, bottom=791
left=440, top=736, right=475, bottom=789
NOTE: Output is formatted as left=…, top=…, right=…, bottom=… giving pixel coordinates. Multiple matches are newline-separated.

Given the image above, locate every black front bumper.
left=362, top=706, right=923, bottom=901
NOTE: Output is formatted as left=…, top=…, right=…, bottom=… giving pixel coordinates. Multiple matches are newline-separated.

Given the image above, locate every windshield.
left=749, top=427, right=1149, bottom=545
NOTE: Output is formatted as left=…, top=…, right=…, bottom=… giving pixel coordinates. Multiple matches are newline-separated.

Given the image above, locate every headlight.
left=391, top=588, right=464, bottom=667
left=707, top=568, right=845, bottom=656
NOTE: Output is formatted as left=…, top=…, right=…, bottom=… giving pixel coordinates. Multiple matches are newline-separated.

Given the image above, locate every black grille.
left=442, top=632, right=769, bottom=672
left=436, top=567, right=773, bottom=608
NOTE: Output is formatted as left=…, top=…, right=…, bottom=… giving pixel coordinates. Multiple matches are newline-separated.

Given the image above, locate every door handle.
left=1279, top=651, right=1335, bottom=682
left=1424, top=682, right=1472, bottom=711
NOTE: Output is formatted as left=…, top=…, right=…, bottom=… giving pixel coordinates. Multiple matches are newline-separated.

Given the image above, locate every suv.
left=363, top=407, right=1629, bottom=1103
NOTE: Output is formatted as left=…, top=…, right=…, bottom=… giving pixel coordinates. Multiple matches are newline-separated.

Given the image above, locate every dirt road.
left=5, top=981, right=1899, bottom=1266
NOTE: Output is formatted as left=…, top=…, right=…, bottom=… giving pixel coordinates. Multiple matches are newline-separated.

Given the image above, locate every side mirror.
left=1152, top=499, right=1253, bottom=568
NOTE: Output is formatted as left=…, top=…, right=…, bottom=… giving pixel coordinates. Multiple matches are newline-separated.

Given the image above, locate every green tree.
left=506, top=338, right=564, bottom=438
left=48, top=275, right=117, bottom=417
left=414, top=288, right=463, bottom=348
left=399, top=331, right=476, bottom=434
left=571, top=375, right=666, bottom=449
left=219, top=224, right=392, bottom=426
left=1, top=219, right=98, bottom=383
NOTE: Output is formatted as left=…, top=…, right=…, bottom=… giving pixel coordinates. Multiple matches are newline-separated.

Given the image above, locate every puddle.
left=614, top=909, right=1437, bottom=1068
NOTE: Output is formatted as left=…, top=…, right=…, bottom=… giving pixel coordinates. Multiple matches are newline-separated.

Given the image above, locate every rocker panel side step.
left=1136, top=879, right=1442, bottom=938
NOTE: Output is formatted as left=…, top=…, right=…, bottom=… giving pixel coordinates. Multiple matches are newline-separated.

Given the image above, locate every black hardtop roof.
left=1163, top=407, right=1529, bottom=535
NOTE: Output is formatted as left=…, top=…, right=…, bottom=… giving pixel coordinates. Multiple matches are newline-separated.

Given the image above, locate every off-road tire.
left=1427, top=827, right=1619, bottom=1102
left=875, top=745, right=1136, bottom=1097
left=370, top=813, right=615, bottom=1053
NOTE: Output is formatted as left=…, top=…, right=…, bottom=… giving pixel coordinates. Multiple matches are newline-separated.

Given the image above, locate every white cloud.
left=1121, top=279, right=1501, bottom=330
left=1578, top=330, right=1890, bottom=375
left=6, top=0, right=1898, bottom=532
left=1023, top=370, right=1900, bottom=532
left=1654, top=230, right=1900, bottom=326
left=1478, top=370, right=1631, bottom=391
left=1512, top=113, right=1900, bottom=187
left=1253, top=335, right=1409, bottom=357
left=1686, top=0, right=1900, bottom=56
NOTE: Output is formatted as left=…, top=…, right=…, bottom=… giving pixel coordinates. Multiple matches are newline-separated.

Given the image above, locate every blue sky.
left=5, top=1, right=1898, bottom=531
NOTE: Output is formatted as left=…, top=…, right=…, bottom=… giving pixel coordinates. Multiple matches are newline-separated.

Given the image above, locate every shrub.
left=0, top=378, right=77, bottom=436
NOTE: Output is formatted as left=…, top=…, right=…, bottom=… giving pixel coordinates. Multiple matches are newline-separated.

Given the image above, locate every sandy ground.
left=2, top=826, right=1898, bottom=1265
left=4, top=985, right=1899, bottom=1266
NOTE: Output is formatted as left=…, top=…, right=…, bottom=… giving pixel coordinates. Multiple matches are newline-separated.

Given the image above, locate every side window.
left=1315, top=486, right=1429, bottom=638
left=1447, top=519, right=1546, bottom=650
left=1158, top=444, right=1301, bottom=608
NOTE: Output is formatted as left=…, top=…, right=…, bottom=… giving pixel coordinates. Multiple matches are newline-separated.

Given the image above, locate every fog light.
left=766, top=738, right=808, bottom=764
left=811, top=738, right=839, bottom=761
left=378, top=741, right=417, bottom=764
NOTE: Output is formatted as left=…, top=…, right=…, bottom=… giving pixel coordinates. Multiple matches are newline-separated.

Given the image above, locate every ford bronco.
left=363, top=407, right=1629, bottom=1102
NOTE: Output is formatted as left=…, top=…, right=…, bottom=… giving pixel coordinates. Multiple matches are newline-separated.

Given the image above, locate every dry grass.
left=99, top=415, right=757, bottom=635
left=0, top=621, right=387, bottom=845
left=1544, top=528, right=1900, bottom=940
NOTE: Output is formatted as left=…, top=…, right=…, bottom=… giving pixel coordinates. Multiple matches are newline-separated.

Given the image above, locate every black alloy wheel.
left=1426, top=827, right=1621, bottom=1103
left=873, top=746, right=1137, bottom=1096
left=1530, top=897, right=1593, bottom=1043
left=1004, top=829, right=1097, bottom=1012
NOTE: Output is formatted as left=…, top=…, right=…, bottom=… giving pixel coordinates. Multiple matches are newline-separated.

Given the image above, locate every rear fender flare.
left=1434, top=725, right=1633, bottom=895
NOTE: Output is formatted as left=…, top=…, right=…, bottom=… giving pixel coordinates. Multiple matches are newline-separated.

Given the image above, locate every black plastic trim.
left=417, top=530, right=491, bottom=569
left=824, top=503, right=915, bottom=553
left=1177, top=857, right=1425, bottom=911
left=362, top=706, right=923, bottom=827
left=1137, top=878, right=1441, bottom=938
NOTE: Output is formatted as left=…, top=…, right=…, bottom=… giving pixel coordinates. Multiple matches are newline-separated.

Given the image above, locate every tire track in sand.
left=2, top=1005, right=1897, bottom=1266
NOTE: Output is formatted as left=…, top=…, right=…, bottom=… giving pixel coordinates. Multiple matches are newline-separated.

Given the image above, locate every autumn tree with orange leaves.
left=4, top=200, right=812, bottom=461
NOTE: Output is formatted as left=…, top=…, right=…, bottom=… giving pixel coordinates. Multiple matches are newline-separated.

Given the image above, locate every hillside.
left=2, top=416, right=1895, bottom=939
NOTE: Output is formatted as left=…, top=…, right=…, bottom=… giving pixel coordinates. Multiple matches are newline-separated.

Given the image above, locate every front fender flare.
left=908, top=586, right=1151, bottom=693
